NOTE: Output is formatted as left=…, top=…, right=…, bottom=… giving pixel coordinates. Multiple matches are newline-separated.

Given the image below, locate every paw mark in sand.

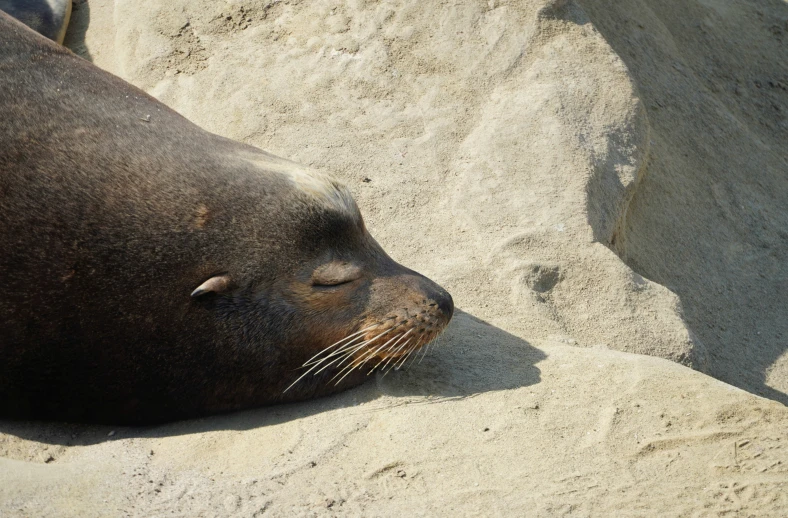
left=706, top=479, right=787, bottom=514
left=520, top=263, right=562, bottom=293
left=733, top=437, right=787, bottom=474
left=160, top=22, right=209, bottom=75
left=207, top=2, right=282, bottom=35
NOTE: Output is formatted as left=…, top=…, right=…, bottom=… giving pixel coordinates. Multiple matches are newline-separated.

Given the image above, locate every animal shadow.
left=0, top=309, right=544, bottom=446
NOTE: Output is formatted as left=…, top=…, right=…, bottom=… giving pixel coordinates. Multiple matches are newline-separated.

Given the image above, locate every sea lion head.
left=0, top=13, right=449, bottom=422
left=189, top=151, right=454, bottom=401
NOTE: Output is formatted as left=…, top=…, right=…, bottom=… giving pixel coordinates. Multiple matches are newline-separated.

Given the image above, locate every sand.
left=2, top=0, right=787, bottom=515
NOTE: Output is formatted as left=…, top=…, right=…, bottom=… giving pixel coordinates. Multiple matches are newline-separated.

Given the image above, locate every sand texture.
left=3, top=0, right=788, bottom=515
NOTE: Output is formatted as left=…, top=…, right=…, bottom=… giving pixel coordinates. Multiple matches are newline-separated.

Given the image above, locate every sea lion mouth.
left=283, top=296, right=452, bottom=393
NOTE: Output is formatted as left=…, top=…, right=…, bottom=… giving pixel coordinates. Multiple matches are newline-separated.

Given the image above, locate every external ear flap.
left=191, top=275, right=232, bottom=297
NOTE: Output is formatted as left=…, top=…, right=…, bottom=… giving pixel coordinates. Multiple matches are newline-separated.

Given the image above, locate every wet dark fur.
left=0, top=13, right=453, bottom=424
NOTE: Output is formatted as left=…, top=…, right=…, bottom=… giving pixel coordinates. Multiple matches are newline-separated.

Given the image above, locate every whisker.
left=285, top=325, right=390, bottom=392
left=331, top=356, right=367, bottom=386
left=381, top=338, right=415, bottom=377
left=419, top=330, right=441, bottom=363
left=332, top=324, right=405, bottom=369
left=364, top=333, right=405, bottom=375
left=417, top=332, right=436, bottom=365
left=301, top=325, right=377, bottom=367
left=283, top=359, right=326, bottom=393
left=370, top=329, right=413, bottom=373
left=313, top=338, right=376, bottom=375
left=285, top=336, right=375, bottom=393
left=328, top=336, right=387, bottom=385
left=305, top=332, right=373, bottom=369
left=330, top=329, right=400, bottom=386
left=383, top=335, right=415, bottom=371
left=384, top=338, right=419, bottom=370
left=393, top=341, right=419, bottom=371
left=333, top=330, right=402, bottom=385
left=403, top=337, right=426, bottom=369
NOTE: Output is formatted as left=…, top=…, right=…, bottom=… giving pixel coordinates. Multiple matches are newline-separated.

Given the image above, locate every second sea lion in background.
left=0, top=0, right=71, bottom=44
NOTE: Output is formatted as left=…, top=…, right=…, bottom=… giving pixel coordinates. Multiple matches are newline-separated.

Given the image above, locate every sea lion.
left=0, top=0, right=72, bottom=43
left=0, top=12, right=453, bottom=424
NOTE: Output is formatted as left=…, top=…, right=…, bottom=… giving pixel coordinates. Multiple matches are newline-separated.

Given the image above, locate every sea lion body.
left=0, top=13, right=453, bottom=424
left=0, top=0, right=71, bottom=43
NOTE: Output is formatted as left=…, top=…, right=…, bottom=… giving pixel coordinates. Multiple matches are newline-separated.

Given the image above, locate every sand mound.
left=2, top=0, right=787, bottom=515
left=581, top=0, right=788, bottom=405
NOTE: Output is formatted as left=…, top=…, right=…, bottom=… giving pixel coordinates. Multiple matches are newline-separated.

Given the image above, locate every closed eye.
left=312, top=278, right=356, bottom=287
left=311, top=262, right=363, bottom=287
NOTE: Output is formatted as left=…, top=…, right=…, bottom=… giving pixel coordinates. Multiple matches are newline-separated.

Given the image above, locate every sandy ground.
left=2, top=0, right=787, bottom=515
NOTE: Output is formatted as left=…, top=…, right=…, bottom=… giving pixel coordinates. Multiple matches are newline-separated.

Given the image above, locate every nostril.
left=437, top=291, right=454, bottom=319
left=411, top=274, right=454, bottom=321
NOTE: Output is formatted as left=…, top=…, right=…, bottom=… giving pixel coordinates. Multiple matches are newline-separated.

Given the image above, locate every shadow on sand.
left=0, top=310, right=545, bottom=446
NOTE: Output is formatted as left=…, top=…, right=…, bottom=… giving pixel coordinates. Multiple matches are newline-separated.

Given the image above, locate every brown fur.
left=0, top=13, right=453, bottom=424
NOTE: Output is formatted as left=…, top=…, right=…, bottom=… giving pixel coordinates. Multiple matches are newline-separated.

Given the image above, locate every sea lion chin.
left=0, top=12, right=453, bottom=424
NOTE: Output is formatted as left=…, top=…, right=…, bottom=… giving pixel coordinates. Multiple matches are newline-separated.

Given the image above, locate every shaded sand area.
left=3, top=0, right=787, bottom=515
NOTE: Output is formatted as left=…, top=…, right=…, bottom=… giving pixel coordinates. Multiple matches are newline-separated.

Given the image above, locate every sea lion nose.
left=420, top=278, right=454, bottom=322
left=384, top=260, right=454, bottom=322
